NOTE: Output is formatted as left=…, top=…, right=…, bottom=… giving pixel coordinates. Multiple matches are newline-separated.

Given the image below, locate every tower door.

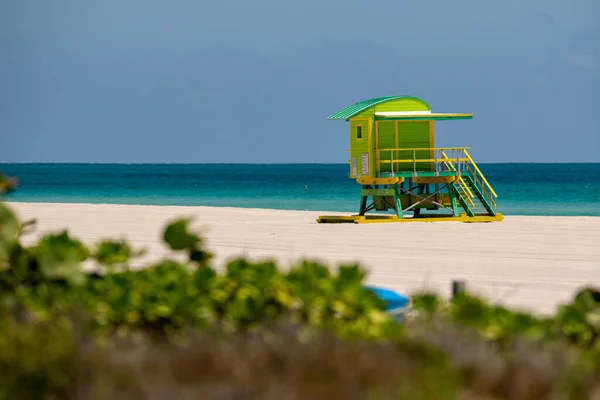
left=349, top=119, right=371, bottom=178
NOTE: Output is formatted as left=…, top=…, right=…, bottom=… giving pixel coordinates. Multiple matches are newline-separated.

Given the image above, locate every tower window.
left=356, top=126, right=362, bottom=139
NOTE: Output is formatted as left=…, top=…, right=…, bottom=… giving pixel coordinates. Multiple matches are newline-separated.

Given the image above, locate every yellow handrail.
left=463, top=149, right=498, bottom=198
left=440, top=151, right=475, bottom=205
left=379, top=147, right=471, bottom=152
left=467, top=168, right=497, bottom=209
left=440, top=152, right=455, bottom=172
left=442, top=152, right=475, bottom=194
left=378, top=158, right=470, bottom=164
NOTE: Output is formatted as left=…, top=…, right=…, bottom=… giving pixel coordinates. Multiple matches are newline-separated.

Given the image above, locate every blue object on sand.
left=364, top=286, right=410, bottom=311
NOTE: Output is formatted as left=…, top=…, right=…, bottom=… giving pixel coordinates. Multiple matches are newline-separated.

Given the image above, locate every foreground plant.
left=0, top=196, right=599, bottom=399
left=0, top=172, right=17, bottom=196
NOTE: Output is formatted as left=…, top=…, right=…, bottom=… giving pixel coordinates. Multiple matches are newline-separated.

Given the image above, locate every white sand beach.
left=7, top=202, right=600, bottom=316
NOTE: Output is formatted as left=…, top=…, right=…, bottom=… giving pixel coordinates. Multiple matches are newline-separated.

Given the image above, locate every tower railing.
left=376, top=147, right=498, bottom=209
left=461, top=149, right=498, bottom=209
left=376, top=147, right=469, bottom=176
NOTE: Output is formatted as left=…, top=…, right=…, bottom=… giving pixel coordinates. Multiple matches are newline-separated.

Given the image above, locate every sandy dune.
left=7, top=202, right=600, bottom=315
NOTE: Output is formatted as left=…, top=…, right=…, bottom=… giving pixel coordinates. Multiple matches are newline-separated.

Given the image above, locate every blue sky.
left=1, top=0, right=599, bottom=163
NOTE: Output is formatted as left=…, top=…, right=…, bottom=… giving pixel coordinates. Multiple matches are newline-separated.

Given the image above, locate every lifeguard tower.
left=317, top=96, right=503, bottom=223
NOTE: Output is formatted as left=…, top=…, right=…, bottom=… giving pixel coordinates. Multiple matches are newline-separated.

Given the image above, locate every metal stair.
left=454, top=174, right=496, bottom=217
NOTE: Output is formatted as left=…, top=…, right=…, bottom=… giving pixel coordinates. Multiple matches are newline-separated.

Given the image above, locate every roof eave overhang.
left=374, top=113, right=473, bottom=121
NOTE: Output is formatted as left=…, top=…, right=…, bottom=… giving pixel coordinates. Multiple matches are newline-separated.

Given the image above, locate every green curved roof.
left=327, top=96, right=430, bottom=120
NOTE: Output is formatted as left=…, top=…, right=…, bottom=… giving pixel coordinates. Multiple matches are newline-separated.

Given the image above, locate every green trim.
left=328, top=96, right=430, bottom=120
left=374, top=115, right=473, bottom=121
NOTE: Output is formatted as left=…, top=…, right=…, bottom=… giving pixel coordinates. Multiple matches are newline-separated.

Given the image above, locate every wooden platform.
left=316, top=213, right=504, bottom=224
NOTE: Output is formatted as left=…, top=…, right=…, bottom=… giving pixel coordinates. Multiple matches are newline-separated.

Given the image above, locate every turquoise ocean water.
left=1, top=163, right=599, bottom=216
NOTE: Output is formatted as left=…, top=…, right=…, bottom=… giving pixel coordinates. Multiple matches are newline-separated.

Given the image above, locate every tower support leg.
left=448, top=184, right=460, bottom=217
left=359, top=190, right=368, bottom=216
left=394, top=183, right=403, bottom=218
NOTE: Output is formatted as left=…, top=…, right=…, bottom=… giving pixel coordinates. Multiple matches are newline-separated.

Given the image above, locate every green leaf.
left=192, top=265, right=217, bottom=289
left=163, top=218, right=200, bottom=251
left=34, top=231, right=89, bottom=285
left=19, top=219, right=37, bottom=236
left=189, top=249, right=211, bottom=264
left=0, top=203, right=21, bottom=269
left=585, top=310, right=600, bottom=331
left=93, top=239, right=145, bottom=266
left=411, top=292, right=440, bottom=315
left=336, top=264, right=366, bottom=286
left=0, top=203, right=20, bottom=245
left=573, top=287, right=600, bottom=311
